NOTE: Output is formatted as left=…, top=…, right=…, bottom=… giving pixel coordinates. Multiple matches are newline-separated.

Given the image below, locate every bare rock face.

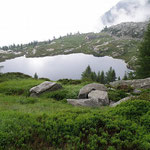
left=30, top=81, right=62, bottom=97
left=88, top=90, right=109, bottom=106
left=78, top=83, right=107, bottom=99
left=110, top=78, right=150, bottom=89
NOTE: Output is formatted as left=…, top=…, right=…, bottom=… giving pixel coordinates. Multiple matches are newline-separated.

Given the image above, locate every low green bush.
left=0, top=79, right=44, bottom=96
left=18, top=97, right=38, bottom=104
left=58, top=79, right=82, bottom=85
left=0, top=100, right=150, bottom=150
left=41, top=88, right=79, bottom=100
left=0, top=72, right=32, bottom=82
left=108, top=89, right=128, bottom=102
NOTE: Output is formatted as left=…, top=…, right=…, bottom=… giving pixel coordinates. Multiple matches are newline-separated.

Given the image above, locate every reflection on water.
left=0, top=53, right=130, bottom=80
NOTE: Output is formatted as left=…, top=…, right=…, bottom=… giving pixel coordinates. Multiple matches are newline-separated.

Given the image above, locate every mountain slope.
left=0, top=21, right=149, bottom=69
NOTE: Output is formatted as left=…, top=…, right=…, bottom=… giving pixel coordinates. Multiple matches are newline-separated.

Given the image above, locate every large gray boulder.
left=88, top=90, right=109, bottom=106
left=78, top=83, right=107, bottom=99
left=67, top=90, right=109, bottom=107
left=30, top=81, right=62, bottom=97
left=110, top=78, right=150, bottom=89
left=67, top=99, right=100, bottom=107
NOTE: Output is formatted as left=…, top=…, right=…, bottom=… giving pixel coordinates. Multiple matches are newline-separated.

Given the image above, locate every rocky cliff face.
left=102, top=21, right=148, bottom=38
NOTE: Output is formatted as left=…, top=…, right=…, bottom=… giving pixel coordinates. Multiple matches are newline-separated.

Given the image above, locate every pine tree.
left=123, top=72, right=128, bottom=80
left=97, top=71, right=101, bottom=82
left=105, top=67, right=116, bottom=83
left=34, top=73, right=38, bottom=79
left=136, top=22, right=150, bottom=78
left=100, top=71, right=105, bottom=84
left=91, top=71, right=97, bottom=81
left=81, top=65, right=92, bottom=80
left=112, top=70, right=116, bottom=82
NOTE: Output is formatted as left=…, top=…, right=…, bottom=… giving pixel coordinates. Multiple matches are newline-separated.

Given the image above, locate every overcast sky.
left=0, top=0, right=120, bottom=46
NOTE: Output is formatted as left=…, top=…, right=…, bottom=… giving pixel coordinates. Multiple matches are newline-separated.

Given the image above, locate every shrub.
left=0, top=100, right=150, bottom=149
left=18, top=97, right=38, bottom=104
left=58, top=79, right=82, bottom=85
left=108, top=89, right=128, bottom=102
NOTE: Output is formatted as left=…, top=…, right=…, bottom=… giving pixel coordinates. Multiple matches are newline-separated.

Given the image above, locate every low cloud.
left=101, top=0, right=150, bottom=27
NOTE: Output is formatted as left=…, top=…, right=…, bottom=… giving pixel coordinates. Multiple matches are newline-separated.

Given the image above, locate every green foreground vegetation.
left=0, top=73, right=150, bottom=150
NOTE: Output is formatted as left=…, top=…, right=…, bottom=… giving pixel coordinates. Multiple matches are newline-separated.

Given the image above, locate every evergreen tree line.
left=81, top=65, right=117, bottom=84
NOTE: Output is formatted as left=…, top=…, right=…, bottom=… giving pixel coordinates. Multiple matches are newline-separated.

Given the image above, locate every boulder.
left=67, top=99, right=101, bottom=107
left=133, top=89, right=141, bottom=94
left=78, top=83, right=107, bottom=99
left=88, top=90, right=109, bottom=106
left=110, top=96, right=132, bottom=107
left=30, top=81, right=62, bottom=96
left=110, top=78, right=150, bottom=89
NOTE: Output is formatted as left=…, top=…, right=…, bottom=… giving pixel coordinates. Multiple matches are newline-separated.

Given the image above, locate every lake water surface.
left=0, top=53, right=130, bottom=80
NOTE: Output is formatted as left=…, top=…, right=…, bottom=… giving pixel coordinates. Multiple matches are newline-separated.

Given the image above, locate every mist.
left=101, top=0, right=150, bottom=27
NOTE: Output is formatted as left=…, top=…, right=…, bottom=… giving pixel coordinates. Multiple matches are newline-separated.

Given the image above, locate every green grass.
left=0, top=74, right=150, bottom=149
left=0, top=78, right=44, bottom=96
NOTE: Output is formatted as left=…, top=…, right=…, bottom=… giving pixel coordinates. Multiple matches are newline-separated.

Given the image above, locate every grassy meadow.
left=0, top=73, right=150, bottom=150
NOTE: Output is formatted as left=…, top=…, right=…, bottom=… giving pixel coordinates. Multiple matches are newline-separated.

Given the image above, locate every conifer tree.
left=136, top=22, right=150, bottom=78
left=106, top=67, right=116, bottom=83
left=100, top=71, right=105, bottom=84
left=97, top=71, right=101, bottom=82
left=34, top=73, right=38, bottom=79
left=81, top=65, right=92, bottom=80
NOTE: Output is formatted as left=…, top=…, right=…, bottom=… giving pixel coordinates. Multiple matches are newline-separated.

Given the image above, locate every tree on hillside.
left=81, top=65, right=92, bottom=80
left=123, top=72, right=128, bottom=80
left=100, top=71, right=105, bottom=84
left=105, top=67, right=116, bottom=83
left=136, top=22, right=150, bottom=78
left=91, top=71, right=97, bottom=81
left=97, top=71, right=101, bottom=83
left=34, top=73, right=38, bottom=79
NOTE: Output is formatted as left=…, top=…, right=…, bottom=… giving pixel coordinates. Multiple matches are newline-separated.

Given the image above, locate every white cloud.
left=101, top=0, right=150, bottom=27
left=0, top=0, right=120, bottom=46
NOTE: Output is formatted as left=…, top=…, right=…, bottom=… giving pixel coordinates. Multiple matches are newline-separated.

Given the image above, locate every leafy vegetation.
left=136, top=22, right=150, bottom=78
left=108, top=89, right=128, bottom=102
left=0, top=73, right=149, bottom=149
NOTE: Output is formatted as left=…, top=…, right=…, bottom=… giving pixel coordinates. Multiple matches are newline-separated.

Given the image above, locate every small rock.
left=133, top=89, right=141, bottom=94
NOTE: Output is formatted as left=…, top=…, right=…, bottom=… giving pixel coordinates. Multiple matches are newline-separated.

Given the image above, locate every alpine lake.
left=0, top=53, right=131, bottom=81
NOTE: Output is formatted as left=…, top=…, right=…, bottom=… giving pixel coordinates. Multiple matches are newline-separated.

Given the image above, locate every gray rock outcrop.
left=78, top=83, right=107, bottom=99
left=110, top=78, right=150, bottom=89
left=67, top=99, right=100, bottom=107
left=30, top=81, right=62, bottom=97
left=68, top=83, right=109, bottom=107
left=102, top=21, right=148, bottom=39
left=88, top=90, right=109, bottom=106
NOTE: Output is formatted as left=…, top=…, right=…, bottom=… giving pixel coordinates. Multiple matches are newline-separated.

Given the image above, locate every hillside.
left=0, top=21, right=148, bottom=69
